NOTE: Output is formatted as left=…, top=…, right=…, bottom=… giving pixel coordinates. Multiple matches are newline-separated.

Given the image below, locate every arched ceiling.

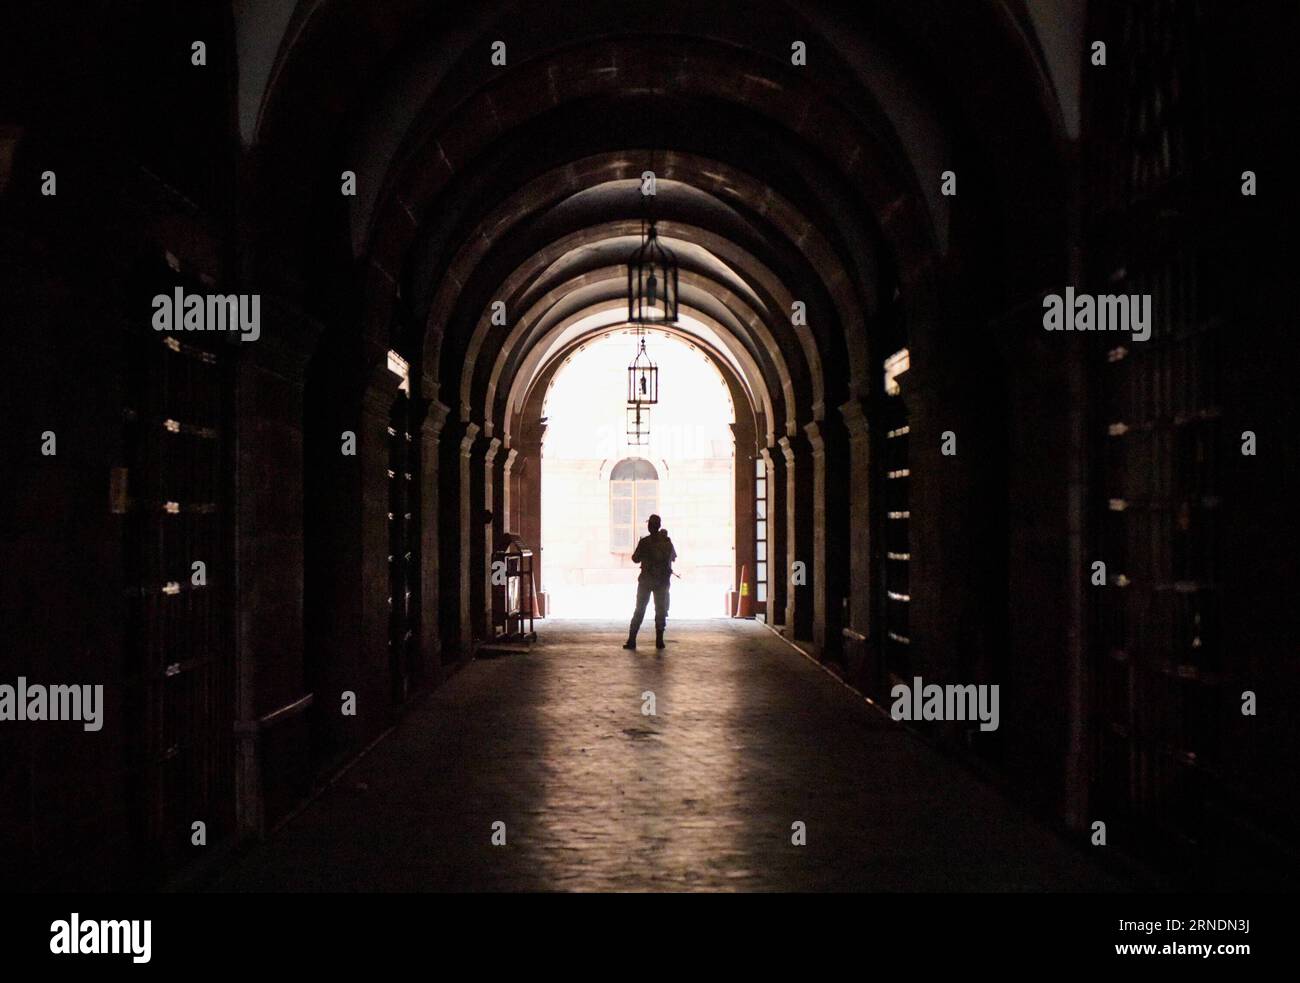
left=524, top=320, right=760, bottom=452
left=242, top=0, right=1069, bottom=453
left=502, top=300, right=778, bottom=447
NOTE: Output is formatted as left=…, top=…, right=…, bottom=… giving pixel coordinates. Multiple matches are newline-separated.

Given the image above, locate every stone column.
left=730, top=421, right=757, bottom=615
left=819, top=413, right=851, bottom=665
left=761, top=444, right=786, bottom=625
left=454, top=421, right=480, bottom=651
left=805, top=420, right=828, bottom=655
left=781, top=431, right=815, bottom=643
left=501, top=446, right=519, bottom=531
left=839, top=398, right=876, bottom=688
left=416, top=397, right=449, bottom=681
left=482, top=435, right=502, bottom=637
left=838, top=400, right=872, bottom=630
left=232, top=302, right=321, bottom=839
left=513, top=421, right=546, bottom=602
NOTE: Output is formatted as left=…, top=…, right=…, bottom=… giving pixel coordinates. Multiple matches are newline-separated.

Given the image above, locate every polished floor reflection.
left=212, top=621, right=1135, bottom=892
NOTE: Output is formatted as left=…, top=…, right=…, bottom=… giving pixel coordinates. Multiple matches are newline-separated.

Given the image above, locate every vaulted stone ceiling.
left=243, top=0, right=1068, bottom=452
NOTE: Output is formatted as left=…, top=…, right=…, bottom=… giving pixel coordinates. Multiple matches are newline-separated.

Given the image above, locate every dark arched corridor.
left=2, top=0, right=1296, bottom=904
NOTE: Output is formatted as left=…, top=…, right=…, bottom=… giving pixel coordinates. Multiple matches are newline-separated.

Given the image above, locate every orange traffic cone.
left=734, top=565, right=754, bottom=618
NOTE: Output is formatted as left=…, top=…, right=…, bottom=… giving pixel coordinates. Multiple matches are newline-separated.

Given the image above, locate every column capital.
left=454, top=421, right=481, bottom=457
left=727, top=421, right=752, bottom=456
left=838, top=398, right=870, bottom=437
left=362, top=361, right=403, bottom=417
left=418, top=372, right=440, bottom=404
left=511, top=425, right=546, bottom=467
left=417, top=400, right=451, bottom=438
left=242, top=294, right=324, bottom=385
left=803, top=419, right=824, bottom=454
left=778, top=434, right=796, bottom=465
left=514, top=416, right=547, bottom=449
left=780, top=431, right=817, bottom=461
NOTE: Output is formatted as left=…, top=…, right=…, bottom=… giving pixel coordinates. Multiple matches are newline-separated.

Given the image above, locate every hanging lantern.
left=627, top=221, right=678, bottom=324
left=626, top=402, right=651, bottom=445
left=627, top=337, right=658, bottom=404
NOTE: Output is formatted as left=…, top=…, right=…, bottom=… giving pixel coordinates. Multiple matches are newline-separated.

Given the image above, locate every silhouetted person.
left=623, top=514, right=676, bottom=650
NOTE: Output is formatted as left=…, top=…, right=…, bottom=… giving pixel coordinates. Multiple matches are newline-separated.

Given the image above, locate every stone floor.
left=210, top=620, right=1132, bottom=892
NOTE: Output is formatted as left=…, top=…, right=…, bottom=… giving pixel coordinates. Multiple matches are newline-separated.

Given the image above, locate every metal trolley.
left=490, top=534, right=539, bottom=644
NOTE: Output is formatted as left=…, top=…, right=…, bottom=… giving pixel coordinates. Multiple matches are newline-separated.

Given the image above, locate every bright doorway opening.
left=541, top=330, right=735, bottom=618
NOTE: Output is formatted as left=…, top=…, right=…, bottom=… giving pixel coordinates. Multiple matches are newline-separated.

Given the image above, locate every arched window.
left=610, top=458, right=659, bottom=553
